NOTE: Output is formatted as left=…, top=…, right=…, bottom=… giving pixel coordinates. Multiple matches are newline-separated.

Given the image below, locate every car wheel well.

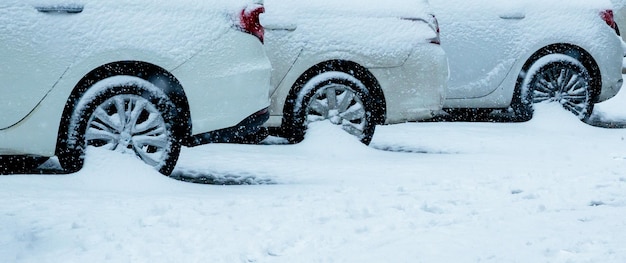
left=518, top=44, right=601, bottom=101
left=284, top=60, right=386, bottom=125
left=55, top=61, right=192, bottom=157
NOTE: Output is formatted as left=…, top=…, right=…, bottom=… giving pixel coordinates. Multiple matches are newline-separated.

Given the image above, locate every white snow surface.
left=3, top=85, right=626, bottom=262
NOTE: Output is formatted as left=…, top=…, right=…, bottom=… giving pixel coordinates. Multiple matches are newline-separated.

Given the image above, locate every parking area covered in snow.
left=2, top=81, right=626, bottom=262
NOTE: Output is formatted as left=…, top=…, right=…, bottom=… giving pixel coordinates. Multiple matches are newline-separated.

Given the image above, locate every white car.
left=0, top=0, right=271, bottom=175
left=430, top=0, right=624, bottom=120
left=261, top=0, right=448, bottom=144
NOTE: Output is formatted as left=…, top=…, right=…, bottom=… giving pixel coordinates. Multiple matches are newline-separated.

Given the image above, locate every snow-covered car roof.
left=262, top=0, right=438, bottom=59
left=264, top=0, right=432, bottom=18
left=455, top=0, right=613, bottom=12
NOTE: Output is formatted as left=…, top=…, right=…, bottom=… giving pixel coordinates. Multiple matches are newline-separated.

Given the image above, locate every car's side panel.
left=172, top=32, right=272, bottom=135
left=264, top=29, right=306, bottom=95
left=0, top=1, right=91, bottom=129
left=441, top=3, right=623, bottom=109
left=263, top=11, right=441, bottom=127
left=0, top=49, right=181, bottom=156
left=265, top=41, right=448, bottom=127
left=371, top=44, right=448, bottom=124
left=264, top=49, right=406, bottom=127
left=519, top=11, right=623, bottom=103
left=0, top=1, right=272, bottom=156
left=431, top=0, right=524, bottom=100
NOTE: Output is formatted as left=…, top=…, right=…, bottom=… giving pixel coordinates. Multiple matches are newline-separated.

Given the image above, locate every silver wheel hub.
left=531, top=64, right=590, bottom=117
left=328, top=109, right=342, bottom=124
left=120, top=131, right=132, bottom=146
left=306, top=84, right=367, bottom=139
left=85, top=94, right=169, bottom=168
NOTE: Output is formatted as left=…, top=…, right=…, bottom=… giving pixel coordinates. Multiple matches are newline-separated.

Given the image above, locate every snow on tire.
left=285, top=71, right=376, bottom=145
left=517, top=54, right=593, bottom=120
left=58, top=76, right=181, bottom=175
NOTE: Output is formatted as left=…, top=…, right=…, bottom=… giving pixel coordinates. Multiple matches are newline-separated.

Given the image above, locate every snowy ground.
left=2, top=85, right=626, bottom=262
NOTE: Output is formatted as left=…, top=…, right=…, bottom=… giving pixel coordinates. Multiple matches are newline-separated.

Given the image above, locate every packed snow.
left=3, top=0, right=626, bottom=261
left=2, top=78, right=626, bottom=262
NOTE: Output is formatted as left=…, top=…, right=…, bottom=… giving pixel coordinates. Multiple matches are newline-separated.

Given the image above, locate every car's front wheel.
left=513, top=54, right=594, bottom=121
left=284, top=71, right=376, bottom=145
left=58, top=77, right=181, bottom=175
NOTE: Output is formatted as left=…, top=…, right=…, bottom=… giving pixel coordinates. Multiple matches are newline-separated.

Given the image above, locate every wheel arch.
left=518, top=43, right=601, bottom=101
left=283, top=60, right=387, bottom=126
left=55, top=61, right=192, bottom=157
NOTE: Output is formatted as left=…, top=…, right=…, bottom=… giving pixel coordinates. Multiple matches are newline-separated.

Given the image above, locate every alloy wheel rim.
left=531, top=64, right=590, bottom=117
left=306, top=84, right=367, bottom=139
left=85, top=94, right=169, bottom=168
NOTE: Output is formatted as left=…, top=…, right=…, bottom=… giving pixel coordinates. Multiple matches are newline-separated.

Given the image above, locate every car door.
left=0, top=1, right=88, bottom=129
left=430, top=0, right=525, bottom=100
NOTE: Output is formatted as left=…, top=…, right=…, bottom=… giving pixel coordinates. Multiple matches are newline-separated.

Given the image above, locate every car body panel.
left=432, top=0, right=523, bottom=100
left=0, top=1, right=91, bottom=128
left=262, top=0, right=448, bottom=128
left=370, top=45, right=448, bottom=124
left=431, top=0, right=623, bottom=109
left=172, top=32, right=272, bottom=135
left=0, top=0, right=272, bottom=156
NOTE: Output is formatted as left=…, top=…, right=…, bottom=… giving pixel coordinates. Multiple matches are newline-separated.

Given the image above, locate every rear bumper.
left=186, top=107, right=270, bottom=146
left=594, top=31, right=624, bottom=102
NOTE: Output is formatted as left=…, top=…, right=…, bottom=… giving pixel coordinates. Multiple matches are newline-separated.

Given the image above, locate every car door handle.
left=499, top=13, right=525, bottom=20
left=264, top=24, right=297, bottom=32
left=35, top=5, right=84, bottom=14
left=260, top=16, right=297, bottom=31
left=264, top=25, right=298, bottom=32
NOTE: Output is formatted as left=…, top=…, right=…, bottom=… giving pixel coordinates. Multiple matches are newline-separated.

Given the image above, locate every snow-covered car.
left=0, top=0, right=271, bottom=175
left=430, top=0, right=624, bottom=120
left=260, top=0, right=448, bottom=144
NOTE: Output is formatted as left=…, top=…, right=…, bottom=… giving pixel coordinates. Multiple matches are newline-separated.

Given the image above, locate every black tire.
left=512, top=54, right=594, bottom=121
left=282, top=71, right=376, bottom=145
left=57, top=78, right=181, bottom=175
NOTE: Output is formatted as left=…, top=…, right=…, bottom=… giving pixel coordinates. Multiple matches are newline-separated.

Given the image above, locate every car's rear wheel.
left=284, top=71, right=376, bottom=145
left=513, top=54, right=593, bottom=121
left=58, top=78, right=181, bottom=175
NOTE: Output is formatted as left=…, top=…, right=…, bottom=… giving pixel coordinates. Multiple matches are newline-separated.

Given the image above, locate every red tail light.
left=239, top=5, right=265, bottom=43
left=600, top=9, right=619, bottom=34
